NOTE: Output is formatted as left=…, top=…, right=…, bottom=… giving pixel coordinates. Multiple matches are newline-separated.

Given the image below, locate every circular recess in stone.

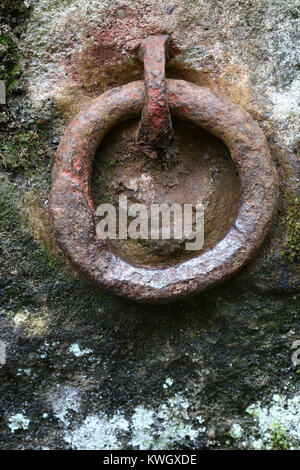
left=92, top=119, right=241, bottom=267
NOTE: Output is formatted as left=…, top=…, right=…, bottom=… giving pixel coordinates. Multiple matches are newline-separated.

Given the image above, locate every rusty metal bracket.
left=136, top=34, right=174, bottom=158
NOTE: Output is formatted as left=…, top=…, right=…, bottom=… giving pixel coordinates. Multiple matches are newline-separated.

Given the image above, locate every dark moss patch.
left=0, top=0, right=29, bottom=92
left=0, top=125, right=51, bottom=173
left=280, top=194, right=300, bottom=264
left=0, top=189, right=19, bottom=229
left=0, top=31, right=20, bottom=92
left=0, top=0, right=28, bottom=24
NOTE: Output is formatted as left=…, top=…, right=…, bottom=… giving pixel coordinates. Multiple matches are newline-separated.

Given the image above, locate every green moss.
left=0, top=191, right=19, bottom=230
left=0, top=32, right=20, bottom=91
left=35, top=247, right=62, bottom=271
left=0, top=128, right=48, bottom=173
left=269, top=422, right=292, bottom=450
left=0, top=1, right=32, bottom=92
left=280, top=195, right=300, bottom=263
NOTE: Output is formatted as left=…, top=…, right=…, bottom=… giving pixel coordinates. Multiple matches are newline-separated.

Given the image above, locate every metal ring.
left=49, top=79, right=278, bottom=303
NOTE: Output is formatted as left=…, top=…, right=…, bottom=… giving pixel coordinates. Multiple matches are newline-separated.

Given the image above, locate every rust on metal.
left=49, top=79, right=278, bottom=304
left=136, top=34, right=173, bottom=158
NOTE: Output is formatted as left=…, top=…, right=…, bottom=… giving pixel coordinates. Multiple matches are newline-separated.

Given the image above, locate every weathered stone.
left=0, top=0, right=299, bottom=451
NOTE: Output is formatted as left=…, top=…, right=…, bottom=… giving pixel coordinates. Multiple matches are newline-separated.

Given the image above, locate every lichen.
left=229, top=423, right=243, bottom=439
left=69, top=343, right=93, bottom=357
left=129, top=393, right=205, bottom=450
left=52, top=384, right=205, bottom=450
left=246, top=393, right=300, bottom=450
left=65, top=413, right=130, bottom=450
left=52, top=385, right=82, bottom=427
left=8, top=413, right=30, bottom=433
left=12, top=306, right=49, bottom=336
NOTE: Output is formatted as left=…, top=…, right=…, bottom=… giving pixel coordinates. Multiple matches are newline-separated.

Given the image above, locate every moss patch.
left=0, top=127, right=50, bottom=173
left=270, top=422, right=292, bottom=450
left=0, top=193, right=19, bottom=230
left=280, top=194, right=300, bottom=264
left=0, top=0, right=28, bottom=91
left=0, top=30, right=20, bottom=91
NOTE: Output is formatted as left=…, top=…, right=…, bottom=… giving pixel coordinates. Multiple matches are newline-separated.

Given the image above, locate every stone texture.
left=0, top=0, right=299, bottom=450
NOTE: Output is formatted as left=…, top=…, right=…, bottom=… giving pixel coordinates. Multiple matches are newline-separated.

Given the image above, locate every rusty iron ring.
left=49, top=79, right=278, bottom=304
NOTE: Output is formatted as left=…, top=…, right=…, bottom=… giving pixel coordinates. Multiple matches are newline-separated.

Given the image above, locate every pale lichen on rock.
left=245, top=392, right=300, bottom=449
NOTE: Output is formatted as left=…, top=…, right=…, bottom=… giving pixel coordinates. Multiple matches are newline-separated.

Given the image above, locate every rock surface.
left=0, top=0, right=299, bottom=450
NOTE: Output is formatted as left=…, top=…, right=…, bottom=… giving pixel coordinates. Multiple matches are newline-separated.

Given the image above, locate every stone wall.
left=0, top=0, right=299, bottom=449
